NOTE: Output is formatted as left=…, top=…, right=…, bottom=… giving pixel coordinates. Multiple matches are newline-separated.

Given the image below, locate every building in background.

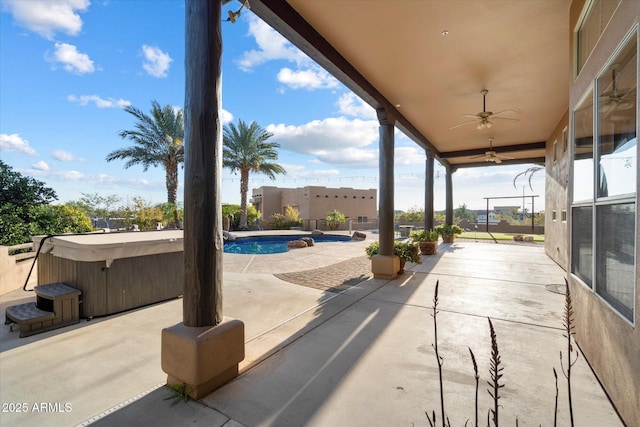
left=251, top=186, right=377, bottom=230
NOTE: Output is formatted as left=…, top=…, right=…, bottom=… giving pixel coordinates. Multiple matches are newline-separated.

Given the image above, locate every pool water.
left=223, top=234, right=351, bottom=254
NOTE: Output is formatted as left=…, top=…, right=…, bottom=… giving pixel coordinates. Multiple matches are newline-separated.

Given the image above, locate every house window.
left=552, top=210, right=557, bottom=221
left=576, top=0, right=620, bottom=74
left=561, top=210, right=567, bottom=222
left=563, top=127, right=568, bottom=153
left=553, top=140, right=558, bottom=162
left=571, top=206, right=593, bottom=288
left=571, top=31, right=637, bottom=322
left=573, top=89, right=594, bottom=202
left=357, top=216, right=368, bottom=223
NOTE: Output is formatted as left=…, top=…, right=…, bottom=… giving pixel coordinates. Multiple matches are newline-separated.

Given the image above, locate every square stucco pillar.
left=161, top=318, right=245, bottom=399
left=371, top=254, right=400, bottom=280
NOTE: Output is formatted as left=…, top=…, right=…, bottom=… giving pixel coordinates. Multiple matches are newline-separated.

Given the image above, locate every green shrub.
left=325, top=209, right=346, bottom=230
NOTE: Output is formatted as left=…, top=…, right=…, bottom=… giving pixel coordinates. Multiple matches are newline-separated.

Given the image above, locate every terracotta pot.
left=442, top=235, right=455, bottom=243
left=418, top=241, right=437, bottom=255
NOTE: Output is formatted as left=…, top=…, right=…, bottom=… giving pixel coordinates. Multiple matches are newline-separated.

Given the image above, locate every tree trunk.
left=182, top=0, right=223, bottom=327
left=239, top=168, right=249, bottom=230
left=166, top=162, right=178, bottom=205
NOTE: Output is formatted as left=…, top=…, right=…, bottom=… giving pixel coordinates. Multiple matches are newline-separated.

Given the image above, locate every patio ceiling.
left=249, top=0, right=571, bottom=168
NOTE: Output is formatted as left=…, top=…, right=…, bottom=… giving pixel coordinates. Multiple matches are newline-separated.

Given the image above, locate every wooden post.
left=183, top=0, right=223, bottom=327
left=424, top=150, right=435, bottom=230
left=445, top=165, right=454, bottom=226
left=377, top=108, right=395, bottom=257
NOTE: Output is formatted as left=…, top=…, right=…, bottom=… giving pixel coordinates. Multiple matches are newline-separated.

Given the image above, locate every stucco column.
left=424, top=150, right=435, bottom=230
left=445, top=165, right=454, bottom=225
left=371, top=108, right=399, bottom=279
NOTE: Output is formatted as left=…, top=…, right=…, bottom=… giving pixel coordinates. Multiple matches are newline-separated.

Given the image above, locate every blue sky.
left=0, top=0, right=544, bottom=212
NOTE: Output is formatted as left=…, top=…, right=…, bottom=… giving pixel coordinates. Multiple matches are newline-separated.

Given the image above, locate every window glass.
left=596, top=37, right=637, bottom=198
left=573, top=90, right=594, bottom=202
left=571, top=206, right=593, bottom=287
left=595, top=203, right=636, bottom=320
left=577, top=0, right=621, bottom=72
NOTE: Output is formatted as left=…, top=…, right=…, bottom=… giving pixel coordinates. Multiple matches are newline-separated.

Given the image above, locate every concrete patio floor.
left=0, top=236, right=624, bottom=427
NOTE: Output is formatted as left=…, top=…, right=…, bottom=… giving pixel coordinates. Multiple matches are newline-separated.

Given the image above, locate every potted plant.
left=365, top=240, right=421, bottom=274
left=410, top=229, right=439, bottom=255
left=435, top=224, right=463, bottom=243
left=325, top=209, right=346, bottom=230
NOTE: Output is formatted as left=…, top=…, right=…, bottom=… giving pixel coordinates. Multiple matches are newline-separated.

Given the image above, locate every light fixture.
left=442, top=30, right=449, bottom=36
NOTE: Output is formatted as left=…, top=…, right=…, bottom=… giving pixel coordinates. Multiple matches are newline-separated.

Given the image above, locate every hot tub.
left=34, top=231, right=184, bottom=318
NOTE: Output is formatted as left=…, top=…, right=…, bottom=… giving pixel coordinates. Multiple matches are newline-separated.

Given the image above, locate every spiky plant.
left=431, top=280, right=446, bottom=427
left=560, top=279, right=578, bottom=427
left=469, top=347, right=479, bottom=427
left=487, top=318, right=504, bottom=427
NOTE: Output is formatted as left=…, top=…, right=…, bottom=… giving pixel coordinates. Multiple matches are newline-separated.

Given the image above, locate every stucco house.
left=251, top=186, right=377, bottom=229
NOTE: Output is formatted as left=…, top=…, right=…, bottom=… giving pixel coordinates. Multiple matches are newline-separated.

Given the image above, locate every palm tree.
left=223, top=119, right=286, bottom=229
left=106, top=100, right=184, bottom=204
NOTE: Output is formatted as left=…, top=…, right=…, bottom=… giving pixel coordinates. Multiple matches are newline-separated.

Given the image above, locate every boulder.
left=513, top=235, right=524, bottom=241
left=311, top=229, right=324, bottom=236
left=523, top=235, right=534, bottom=242
left=351, top=231, right=367, bottom=241
left=287, top=240, right=308, bottom=248
left=300, top=237, right=315, bottom=246
left=223, top=231, right=237, bottom=241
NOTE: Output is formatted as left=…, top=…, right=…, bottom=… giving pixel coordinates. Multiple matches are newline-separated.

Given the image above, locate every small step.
left=6, top=302, right=55, bottom=323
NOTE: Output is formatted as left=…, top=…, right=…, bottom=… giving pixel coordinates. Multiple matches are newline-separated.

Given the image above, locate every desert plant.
left=430, top=280, right=447, bottom=427
left=487, top=317, right=504, bottom=427
left=560, top=279, right=578, bottom=427
left=270, top=205, right=302, bottom=229
left=325, top=209, right=346, bottom=230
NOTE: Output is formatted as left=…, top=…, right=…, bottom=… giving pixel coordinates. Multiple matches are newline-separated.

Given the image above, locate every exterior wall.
left=0, top=244, right=37, bottom=295
left=568, top=1, right=640, bottom=425
left=252, top=185, right=377, bottom=228
left=544, top=110, right=570, bottom=270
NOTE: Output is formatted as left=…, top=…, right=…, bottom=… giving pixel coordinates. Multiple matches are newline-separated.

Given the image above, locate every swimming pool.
left=223, top=234, right=351, bottom=254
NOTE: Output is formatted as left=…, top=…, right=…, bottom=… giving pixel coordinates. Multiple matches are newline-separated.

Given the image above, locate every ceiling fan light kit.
left=449, top=89, right=518, bottom=130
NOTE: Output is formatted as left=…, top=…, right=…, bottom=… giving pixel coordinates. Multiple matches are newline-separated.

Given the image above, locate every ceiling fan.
left=450, top=89, right=518, bottom=130
left=599, top=65, right=635, bottom=115
left=469, top=138, right=515, bottom=164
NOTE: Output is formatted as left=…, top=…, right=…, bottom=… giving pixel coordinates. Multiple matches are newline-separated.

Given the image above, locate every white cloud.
left=32, top=160, right=50, bottom=171
left=67, top=94, right=130, bottom=108
left=277, top=68, right=339, bottom=91
left=236, top=15, right=307, bottom=71
left=1, top=0, right=89, bottom=40
left=267, top=117, right=384, bottom=167
left=52, top=149, right=84, bottom=161
left=48, top=42, right=95, bottom=74
left=0, top=133, right=37, bottom=155
left=337, top=93, right=376, bottom=119
left=267, top=117, right=378, bottom=153
left=221, top=109, right=233, bottom=124
left=141, top=45, right=172, bottom=78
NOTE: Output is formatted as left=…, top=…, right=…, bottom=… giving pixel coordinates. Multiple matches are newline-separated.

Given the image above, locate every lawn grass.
left=458, top=231, right=545, bottom=242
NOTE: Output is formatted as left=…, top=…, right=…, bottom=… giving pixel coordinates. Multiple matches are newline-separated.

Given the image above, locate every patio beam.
left=439, top=141, right=546, bottom=159
left=445, top=166, right=454, bottom=225
left=453, top=157, right=546, bottom=169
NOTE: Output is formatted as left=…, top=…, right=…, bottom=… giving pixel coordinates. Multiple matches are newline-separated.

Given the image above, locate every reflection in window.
left=571, top=206, right=593, bottom=287
left=596, top=203, right=635, bottom=321
left=597, top=37, right=637, bottom=198
left=573, top=90, right=594, bottom=202
left=577, top=0, right=621, bottom=73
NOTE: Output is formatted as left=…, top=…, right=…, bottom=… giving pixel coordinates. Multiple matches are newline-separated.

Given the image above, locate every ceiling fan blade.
left=492, top=116, right=519, bottom=121
left=496, top=154, right=515, bottom=160
left=469, top=154, right=487, bottom=159
left=492, top=109, right=517, bottom=116
left=463, top=114, right=480, bottom=118
left=449, top=120, right=477, bottom=130
left=494, top=157, right=503, bottom=164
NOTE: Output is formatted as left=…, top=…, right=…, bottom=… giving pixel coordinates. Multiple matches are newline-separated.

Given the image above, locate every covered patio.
left=0, top=239, right=623, bottom=426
